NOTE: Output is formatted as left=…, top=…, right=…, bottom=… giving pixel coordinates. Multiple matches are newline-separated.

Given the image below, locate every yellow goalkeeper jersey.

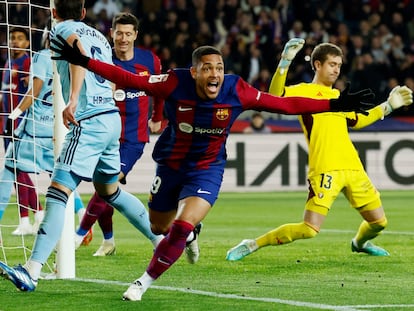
left=284, top=83, right=364, bottom=176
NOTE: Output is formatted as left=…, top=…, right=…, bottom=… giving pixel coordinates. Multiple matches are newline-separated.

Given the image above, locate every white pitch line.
left=75, top=278, right=414, bottom=311
left=321, top=229, right=414, bottom=236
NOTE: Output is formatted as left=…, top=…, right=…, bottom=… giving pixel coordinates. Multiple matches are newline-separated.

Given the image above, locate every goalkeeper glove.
left=381, top=85, right=413, bottom=116
left=329, top=82, right=375, bottom=115
left=50, top=35, right=90, bottom=68
left=279, top=38, right=305, bottom=69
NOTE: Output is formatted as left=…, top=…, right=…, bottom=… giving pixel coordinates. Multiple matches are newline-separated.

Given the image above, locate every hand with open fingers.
left=282, top=38, right=305, bottom=61
left=329, top=82, right=375, bottom=116
left=387, top=85, right=413, bottom=113
left=279, top=38, right=305, bottom=69
left=50, top=35, right=89, bottom=67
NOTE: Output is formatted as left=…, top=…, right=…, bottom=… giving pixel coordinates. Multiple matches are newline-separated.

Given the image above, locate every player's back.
left=50, top=20, right=116, bottom=121
left=19, top=48, right=54, bottom=138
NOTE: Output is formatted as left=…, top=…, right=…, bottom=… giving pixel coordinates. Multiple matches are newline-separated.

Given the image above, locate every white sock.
left=20, top=216, right=30, bottom=226
left=104, top=237, right=115, bottom=244
left=34, top=210, right=44, bottom=222
left=138, top=271, right=155, bottom=291
left=25, top=260, right=42, bottom=281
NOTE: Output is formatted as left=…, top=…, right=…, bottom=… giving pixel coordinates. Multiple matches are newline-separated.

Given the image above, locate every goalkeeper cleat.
left=81, top=228, right=93, bottom=246
left=93, top=240, right=116, bottom=256
left=185, top=223, right=202, bottom=264
left=0, top=262, right=38, bottom=292
left=122, top=280, right=145, bottom=301
left=226, top=239, right=259, bottom=261
left=12, top=223, right=34, bottom=236
left=351, top=239, right=389, bottom=256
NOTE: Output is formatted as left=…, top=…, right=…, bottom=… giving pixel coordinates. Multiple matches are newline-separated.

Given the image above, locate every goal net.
left=0, top=0, right=75, bottom=278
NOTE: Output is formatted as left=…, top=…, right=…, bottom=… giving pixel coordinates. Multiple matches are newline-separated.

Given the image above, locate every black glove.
left=3, top=118, right=13, bottom=136
left=50, top=35, right=90, bottom=67
left=330, top=82, right=375, bottom=116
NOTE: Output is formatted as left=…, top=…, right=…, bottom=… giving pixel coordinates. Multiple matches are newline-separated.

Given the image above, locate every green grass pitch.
left=0, top=190, right=413, bottom=311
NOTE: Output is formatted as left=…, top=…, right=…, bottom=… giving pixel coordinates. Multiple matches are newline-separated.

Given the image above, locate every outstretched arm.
left=240, top=79, right=375, bottom=115
left=51, top=35, right=175, bottom=99
left=352, top=85, right=413, bottom=129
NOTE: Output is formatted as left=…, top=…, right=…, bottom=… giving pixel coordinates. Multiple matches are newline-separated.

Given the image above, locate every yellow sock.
left=354, top=216, right=387, bottom=247
left=255, top=222, right=318, bottom=248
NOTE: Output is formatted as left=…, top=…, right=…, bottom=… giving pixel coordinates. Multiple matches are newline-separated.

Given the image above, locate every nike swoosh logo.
left=197, top=188, right=211, bottom=195
left=157, top=257, right=170, bottom=265
left=178, top=106, right=192, bottom=112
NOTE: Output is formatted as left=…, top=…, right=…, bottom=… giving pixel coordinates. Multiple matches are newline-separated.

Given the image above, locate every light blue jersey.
left=50, top=20, right=117, bottom=120
left=15, top=48, right=54, bottom=138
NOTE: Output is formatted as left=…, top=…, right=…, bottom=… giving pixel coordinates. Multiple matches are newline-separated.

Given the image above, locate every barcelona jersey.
left=113, top=47, right=162, bottom=144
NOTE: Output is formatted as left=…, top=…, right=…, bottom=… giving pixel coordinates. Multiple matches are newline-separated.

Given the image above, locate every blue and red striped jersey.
left=1, top=53, right=30, bottom=129
left=113, top=47, right=162, bottom=144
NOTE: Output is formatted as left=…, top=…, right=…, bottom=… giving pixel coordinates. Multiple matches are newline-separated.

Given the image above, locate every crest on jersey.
left=216, top=108, right=229, bottom=121
left=139, top=71, right=149, bottom=76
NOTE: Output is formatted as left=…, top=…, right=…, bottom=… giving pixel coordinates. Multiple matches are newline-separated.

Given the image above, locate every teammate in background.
left=0, top=0, right=162, bottom=292
left=47, top=35, right=375, bottom=301
left=0, top=27, right=43, bottom=235
left=0, top=30, right=86, bottom=236
left=226, top=40, right=413, bottom=261
left=75, top=12, right=164, bottom=257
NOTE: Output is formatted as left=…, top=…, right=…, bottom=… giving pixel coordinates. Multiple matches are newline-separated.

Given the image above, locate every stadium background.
left=1, top=0, right=413, bottom=194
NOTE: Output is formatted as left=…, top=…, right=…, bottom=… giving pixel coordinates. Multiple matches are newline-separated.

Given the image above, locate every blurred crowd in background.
left=1, top=0, right=414, bottom=116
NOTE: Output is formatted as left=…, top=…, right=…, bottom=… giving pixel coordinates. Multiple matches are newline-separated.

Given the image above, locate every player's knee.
left=99, top=187, right=121, bottom=205
left=151, top=223, right=169, bottom=236
left=369, top=216, right=388, bottom=232
left=45, top=186, right=69, bottom=205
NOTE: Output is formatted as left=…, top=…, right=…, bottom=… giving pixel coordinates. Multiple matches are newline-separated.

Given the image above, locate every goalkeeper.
left=227, top=40, right=413, bottom=261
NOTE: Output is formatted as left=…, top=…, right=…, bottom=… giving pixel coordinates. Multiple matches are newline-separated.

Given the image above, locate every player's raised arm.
left=269, top=38, right=304, bottom=96
left=50, top=35, right=175, bottom=99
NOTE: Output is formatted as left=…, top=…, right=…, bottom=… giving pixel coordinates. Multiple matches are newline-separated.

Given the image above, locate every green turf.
left=0, top=191, right=413, bottom=311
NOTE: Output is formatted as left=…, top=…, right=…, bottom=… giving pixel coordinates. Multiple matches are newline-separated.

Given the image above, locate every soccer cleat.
left=81, top=228, right=93, bottom=246
left=351, top=239, right=390, bottom=256
left=11, top=223, right=34, bottom=236
left=93, top=240, right=116, bottom=256
left=122, top=280, right=145, bottom=301
left=226, top=239, right=259, bottom=261
left=0, top=262, right=38, bottom=292
left=185, top=223, right=202, bottom=264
